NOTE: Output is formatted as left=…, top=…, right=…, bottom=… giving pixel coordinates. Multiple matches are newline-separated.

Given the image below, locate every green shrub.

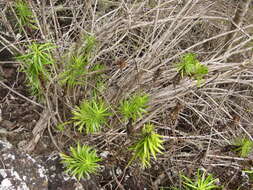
left=176, top=53, right=208, bottom=86
left=232, top=137, right=253, bottom=157
left=72, top=98, right=111, bottom=134
left=60, top=35, right=96, bottom=88
left=60, top=55, right=88, bottom=87
left=60, top=143, right=102, bottom=180
left=17, top=42, right=56, bottom=97
left=129, top=123, right=164, bottom=168
left=14, top=0, right=37, bottom=30
left=81, top=35, right=96, bottom=56
left=181, top=169, right=220, bottom=190
left=119, top=93, right=149, bottom=122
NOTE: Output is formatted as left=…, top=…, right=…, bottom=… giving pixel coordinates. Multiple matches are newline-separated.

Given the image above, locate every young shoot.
left=119, top=93, right=149, bottom=122
left=181, top=169, right=220, bottom=190
left=232, top=136, right=253, bottom=157
left=72, top=98, right=111, bottom=134
left=60, top=35, right=96, bottom=88
left=60, top=143, right=102, bottom=180
left=176, top=53, right=208, bottom=86
left=17, top=42, right=56, bottom=97
left=129, top=123, right=164, bottom=168
left=60, top=55, right=88, bottom=87
left=14, top=0, right=37, bottom=31
left=81, top=35, right=96, bottom=56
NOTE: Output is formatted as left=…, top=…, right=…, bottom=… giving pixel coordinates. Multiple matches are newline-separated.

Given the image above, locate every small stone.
left=116, top=167, right=122, bottom=176
left=0, top=140, right=12, bottom=151
left=16, top=33, right=22, bottom=40
left=1, top=178, right=12, bottom=188
left=0, top=140, right=48, bottom=190
left=100, top=151, right=110, bottom=158
left=17, top=140, right=27, bottom=150
left=50, top=165, right=56, bottom=171
left=0, top=169, right=8, bottom=178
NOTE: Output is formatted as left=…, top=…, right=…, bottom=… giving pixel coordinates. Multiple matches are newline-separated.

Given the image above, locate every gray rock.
left=0, top=140, right=48, bottom=190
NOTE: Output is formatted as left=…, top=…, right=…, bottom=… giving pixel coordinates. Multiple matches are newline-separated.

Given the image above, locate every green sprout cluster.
left=129, top=123, right=164, bottom=168
left=60, top=35, right=96, bottom=88
left=60, top=143, right=101, bottom=180
left=181, top=169, right=220, bottom=190
left=81, top=35, right=96, bottom=56
left=119, top=93, right=149, bottom=121
left=14, top=0, right=37, bottom=31
left=60, top=55, right=88, bottom=87
left=232, top=137, right=253, bottom=157
left=176, top=53, right=208, bottom=85
left=72, top=98, right=111, bottom=134
left=17, top=42, right=56, bottom=97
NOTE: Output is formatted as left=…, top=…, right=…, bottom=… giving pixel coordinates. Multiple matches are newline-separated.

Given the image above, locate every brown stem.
left=223, top=0, right=252, bottom=52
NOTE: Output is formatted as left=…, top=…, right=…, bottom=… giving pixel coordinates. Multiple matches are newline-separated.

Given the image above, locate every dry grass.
left=1, top=0, right=253, bottom=189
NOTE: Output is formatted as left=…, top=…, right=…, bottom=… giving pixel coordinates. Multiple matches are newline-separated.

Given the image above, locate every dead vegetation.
left=1, top=0, right=253, bottom=189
